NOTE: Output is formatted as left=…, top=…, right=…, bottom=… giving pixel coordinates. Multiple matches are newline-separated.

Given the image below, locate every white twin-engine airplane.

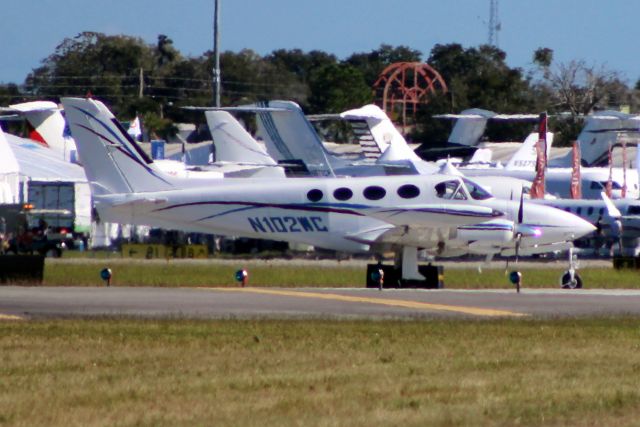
left=62, top=97, right=595, bottom=284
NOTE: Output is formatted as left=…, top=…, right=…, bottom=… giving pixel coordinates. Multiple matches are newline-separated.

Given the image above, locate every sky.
left=2, top=0, right=640, bottom=85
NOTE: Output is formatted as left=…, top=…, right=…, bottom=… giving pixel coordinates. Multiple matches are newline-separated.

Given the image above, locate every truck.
left=0, top=181, right=91, bottom=256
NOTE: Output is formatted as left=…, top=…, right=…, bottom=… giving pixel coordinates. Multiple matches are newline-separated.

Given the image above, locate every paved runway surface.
left=3, top=286, right=640, bottom=320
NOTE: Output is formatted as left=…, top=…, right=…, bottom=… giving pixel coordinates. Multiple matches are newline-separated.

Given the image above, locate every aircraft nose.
left=570, top=215, right=597, bottom=239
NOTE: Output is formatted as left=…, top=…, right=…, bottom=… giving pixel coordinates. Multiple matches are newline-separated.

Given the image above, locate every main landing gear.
left=366, top=246, right=443, bottom=289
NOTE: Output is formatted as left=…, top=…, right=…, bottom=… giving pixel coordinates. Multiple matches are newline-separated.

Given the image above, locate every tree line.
left=0, top=31, right=635, bottom=145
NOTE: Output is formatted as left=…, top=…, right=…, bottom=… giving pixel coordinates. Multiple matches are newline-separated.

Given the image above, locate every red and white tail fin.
left=9, top=101, right=77, bottom=160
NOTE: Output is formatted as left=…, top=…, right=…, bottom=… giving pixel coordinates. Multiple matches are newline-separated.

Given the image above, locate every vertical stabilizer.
left=205, top=111, right=277, bottom=165
left=254, top=100, right=339, bottom=175
left=9, top=101, right=76, bottom=160
left=340, top=104, right=423, bottom=162
left=577, top=110, right=640, bottom=166
left=62, top=97, right=174, bottom=195
left=446, top=108, right=495, bottom=146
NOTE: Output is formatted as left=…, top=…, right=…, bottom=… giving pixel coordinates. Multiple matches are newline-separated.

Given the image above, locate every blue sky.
left=2, top=0, right=639, bottom=85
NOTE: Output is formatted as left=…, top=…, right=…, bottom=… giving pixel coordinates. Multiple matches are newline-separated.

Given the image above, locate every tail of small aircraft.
left=557, top=110, right=640, bottom=167
left=61, top=97, right=175, bottom=195
left=505, top=131, right=554, bottom=170
left=443, top=108, right=495, bottom=146
left=339, top=104, right=424, bottom=163
left=204, top=110, right=278, bottom=165
left=253, top=100, right=340, bottom=175
left=8, top=101, right=73, bottom=152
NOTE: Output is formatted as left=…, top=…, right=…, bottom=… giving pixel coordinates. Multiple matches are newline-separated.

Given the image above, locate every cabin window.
left=307, top=189, right=323, bottom=202
left=435, top=180, right=467, bottom=200
left=333, top=187, right=353, bottom=201
left=462, top=178, right=491, bottom=200
left=627, top=206, right=640, bottom=215
left=587, top=207, right=594, bottom=215
left=564, top=207, right=571, bottom=212
left=397, top=184, right=420, bottom=199
left=590, top=181, right=603, bottom=190
left=363, top=186, right=386, bottom=201
left=576, top=207, right=582, bottom=215
left=599, top=181, right=622, bottom=190
left=599, top=208, right=605, bottom=216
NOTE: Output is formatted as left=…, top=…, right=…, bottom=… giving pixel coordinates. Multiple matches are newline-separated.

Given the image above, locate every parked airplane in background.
left=532, top=194, right=640, bottom=256
left=208, top=101, right=538, bottom=200
left=414, top=108, right=540, bottom=161
left=62, top=97, right=594, bottom=286
left=550, top=110, right=640, bottom=167
left=0, top=101, right=76, bottom=162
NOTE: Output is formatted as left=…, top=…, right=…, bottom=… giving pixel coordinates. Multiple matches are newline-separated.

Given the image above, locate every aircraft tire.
left=560, top=271, right=582, bottom=289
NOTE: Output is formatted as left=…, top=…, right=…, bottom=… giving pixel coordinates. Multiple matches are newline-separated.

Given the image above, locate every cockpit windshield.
left=462, top=178, right=493, bottom=200
left=435, top=179, right=467, bottom=200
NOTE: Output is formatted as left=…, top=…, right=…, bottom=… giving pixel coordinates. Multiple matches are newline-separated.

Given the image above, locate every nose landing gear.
left=560, top=247, right=582, bottom=289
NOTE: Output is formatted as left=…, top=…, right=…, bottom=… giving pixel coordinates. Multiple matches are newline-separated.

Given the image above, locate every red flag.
left=605, top=143, right=613, bottom=198
left=529, top=113, right=547, bottom=199
left=570, top=141, right=582, bottom=199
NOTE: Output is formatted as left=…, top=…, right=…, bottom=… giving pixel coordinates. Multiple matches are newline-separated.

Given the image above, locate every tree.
left=307, top=63, right=372, bottom=114
left=415, top=44, right=536, bottom=143
left=532, top=48, right=630, bottom=146
left=25, top=32, right=156, bottom=115
left=346, top=44, right=422, bottom=86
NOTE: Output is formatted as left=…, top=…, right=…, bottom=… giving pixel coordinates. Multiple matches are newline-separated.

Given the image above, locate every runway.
left=3, top=286, right=640, bottom=320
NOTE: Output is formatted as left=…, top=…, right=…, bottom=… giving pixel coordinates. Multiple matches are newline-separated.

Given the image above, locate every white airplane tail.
left=340, top=104, right=423, bottom=162
left=505, top=131, right=554, bottom=170
left=254, top=100, right=340, bottom=175
left=204, top=111, right=278, bottom=165
left=575, top=110, right=640, bottom=166
left=8, top=101, right=76, bottom=158
left=435, top=108, right=496, bottom=146
left=61, top=97, right=175, bottom=195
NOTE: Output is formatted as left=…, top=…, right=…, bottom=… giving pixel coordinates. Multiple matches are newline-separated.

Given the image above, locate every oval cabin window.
left=363, top=186, right=386, bottom=200
left=307, top=189, right=323, bottom=202
left=397, top=184, right=420, bottom=199
left=333, top=187, right=353, bottom=201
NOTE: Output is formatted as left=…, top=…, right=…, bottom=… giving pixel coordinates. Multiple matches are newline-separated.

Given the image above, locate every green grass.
left=2, top=318, right=640, bottom=426
left=41, top=258, right=640, bottom=288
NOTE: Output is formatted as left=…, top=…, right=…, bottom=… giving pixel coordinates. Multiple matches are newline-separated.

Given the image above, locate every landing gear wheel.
left=560, top=271, right=582, bottom=289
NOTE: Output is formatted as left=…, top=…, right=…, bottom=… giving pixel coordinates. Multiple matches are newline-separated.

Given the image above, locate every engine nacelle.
left=456, top=220, right=514, bottom=244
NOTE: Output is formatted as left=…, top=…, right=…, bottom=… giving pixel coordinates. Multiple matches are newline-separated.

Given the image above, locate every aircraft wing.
left=355, top=204, right=503, bottom=228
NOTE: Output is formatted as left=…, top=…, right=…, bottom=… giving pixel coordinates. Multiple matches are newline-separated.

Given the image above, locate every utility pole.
left=488, top=0, right=501, bottom=47
left=212, top=0, right=221, bottom=107
left=138, top=67, right=144, bottom=99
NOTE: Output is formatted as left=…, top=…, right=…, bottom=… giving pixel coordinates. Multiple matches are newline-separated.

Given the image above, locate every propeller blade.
left=518, top=187, right=524, bottom=224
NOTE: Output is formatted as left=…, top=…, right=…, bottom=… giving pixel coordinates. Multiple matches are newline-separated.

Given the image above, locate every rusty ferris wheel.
left=373, top=62, right=448, bottom=130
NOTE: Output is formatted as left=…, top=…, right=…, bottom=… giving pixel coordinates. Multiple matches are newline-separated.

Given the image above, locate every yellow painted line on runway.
left=0, top=313, right=24, bottom=321
left=208, top=288, right=527, bottom=317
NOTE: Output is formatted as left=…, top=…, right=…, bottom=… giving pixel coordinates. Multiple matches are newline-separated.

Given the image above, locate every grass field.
left=2, top=318, right=640, bottom=426
left=41, top=258, right=640, bottom=288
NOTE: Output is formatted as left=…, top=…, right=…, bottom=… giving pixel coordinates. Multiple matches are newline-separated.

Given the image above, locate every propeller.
left=514, top=187, right=524, bottom=263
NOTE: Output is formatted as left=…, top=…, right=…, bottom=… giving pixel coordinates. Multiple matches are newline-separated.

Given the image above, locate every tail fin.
left=439, top=108, right=495, bottom=146
left=340, top=104, right=423, bottom=162
left=505, top=131, right=553, bottom=170
left=204, top=111, right=277, bottom=165
left=8, top=101, right=76, bottom=157
left=254, top=100, right=341, bottom=175
left=61, top=97, right=174, bottom=195
left=577, top=110, right=640, bottom=166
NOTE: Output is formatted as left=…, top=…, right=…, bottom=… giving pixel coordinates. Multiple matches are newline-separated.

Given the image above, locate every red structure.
left=373, top=62, right=448, bottom=129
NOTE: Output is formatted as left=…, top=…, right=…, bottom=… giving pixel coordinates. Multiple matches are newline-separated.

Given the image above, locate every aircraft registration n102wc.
left=62, top=97, right=595, bottom=286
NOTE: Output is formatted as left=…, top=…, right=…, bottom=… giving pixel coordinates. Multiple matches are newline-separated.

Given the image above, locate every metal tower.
left=488, top=0, right=501, bottom=47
